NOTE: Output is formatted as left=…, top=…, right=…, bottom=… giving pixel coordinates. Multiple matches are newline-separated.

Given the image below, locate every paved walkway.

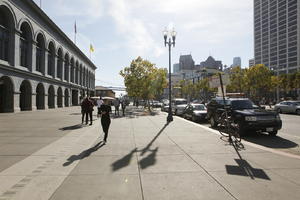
left=0, top=107, right=300, bottom=200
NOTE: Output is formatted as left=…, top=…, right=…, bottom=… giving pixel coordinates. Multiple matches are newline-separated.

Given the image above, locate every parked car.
left=161, top=103, right=169, bottom=112
left=206, top=97, right=282, bottom=136
left=183, top=103, right=207, bottom=122
left=171, top=98, right=188, bottom=116
left=274, top=101, right=300, bottom=115
left=152, top=100, right=163, bottom=108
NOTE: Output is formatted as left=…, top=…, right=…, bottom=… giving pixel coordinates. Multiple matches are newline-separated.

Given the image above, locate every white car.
left=171, top=98, right=188, bottom=116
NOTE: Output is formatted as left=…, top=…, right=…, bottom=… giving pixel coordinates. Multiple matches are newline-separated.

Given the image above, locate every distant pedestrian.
left=80, top=99, right=86, bottom=124
left=100, top=99, right=112, bottom=144
left=114, top=98, right=120, bottom=116
left=121, top=100, right=126, bottom=116
left=81, top=97, right=94, bottom=125
left=96, top=97, right=104, bottom=118
left=87, top=97, right=94, bottom=125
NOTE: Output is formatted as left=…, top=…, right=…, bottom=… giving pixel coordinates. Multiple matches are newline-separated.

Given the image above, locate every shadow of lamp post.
left=163, top=27, right=176, bottom=123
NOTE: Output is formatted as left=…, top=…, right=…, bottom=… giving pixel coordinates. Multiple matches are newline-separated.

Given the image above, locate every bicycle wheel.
left=218, top=112, right=230, bottom=137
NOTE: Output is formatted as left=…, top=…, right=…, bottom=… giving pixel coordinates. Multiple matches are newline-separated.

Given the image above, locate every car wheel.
left=277, top=108, right=282, bottom=113
left=236, top=122, right=246, bottom=136
left=296, top=109, right=300, bottom=115
left=210, top=116, right=217, bottom=128
left=192, top=115, right=196, bottom=122
left=268, top=130, right=278, bottom=136
left=175, top=110, right=178, bottom=116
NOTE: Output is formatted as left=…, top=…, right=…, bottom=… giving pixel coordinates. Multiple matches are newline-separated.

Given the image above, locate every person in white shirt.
left=96, top=97, right=104, bottom=118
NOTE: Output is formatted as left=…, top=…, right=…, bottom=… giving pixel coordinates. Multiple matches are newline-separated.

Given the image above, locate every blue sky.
left=33, top=0, right=253, bottom=89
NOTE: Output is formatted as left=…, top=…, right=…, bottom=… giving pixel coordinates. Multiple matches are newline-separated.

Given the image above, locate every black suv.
left=206, top=97, right=282, bottom=136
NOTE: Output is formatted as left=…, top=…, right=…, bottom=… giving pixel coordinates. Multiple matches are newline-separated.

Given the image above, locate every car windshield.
left=194, top=105, right=206, bottom=110
left=175, top=100, right=187, bottom=105
left=231, top=100, right=254, bottom=110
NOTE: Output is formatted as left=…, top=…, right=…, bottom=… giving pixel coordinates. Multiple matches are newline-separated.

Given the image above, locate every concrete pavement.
left=0, top=107, right=300, bottom=200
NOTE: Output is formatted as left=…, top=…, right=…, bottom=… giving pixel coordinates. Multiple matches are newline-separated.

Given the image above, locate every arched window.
left=20, top=22, right=32, bottom=68
left=0, top=9, right=9, bottom=61
left=64, top=54, right=69, bottom=81
left=57, top=48, right=63, bottom=79
left=79, top=64, right=82, bottom=86
left=75, top=61, right=79, bottom=84
left=36, top=33, right=45, bottom=73
left=70, top=58, right=74, bottom=83
left=47, top=42, right=55, bottom=77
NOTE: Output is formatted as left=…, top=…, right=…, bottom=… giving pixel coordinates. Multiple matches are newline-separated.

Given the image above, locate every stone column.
left=32, top=92, right=37, bottom=111
left=44, top=94, right=49, bottom=110
left=53, top=54, right=57, bottom=79
left=14, top=30, right=21, bottom=67
left=61, top=60, right=65, bottom=81
left=32, top=41, right=37, bottom=72
left=45, top=50, right=49, bottom=76
left=14, top=91, right=20, bottom=112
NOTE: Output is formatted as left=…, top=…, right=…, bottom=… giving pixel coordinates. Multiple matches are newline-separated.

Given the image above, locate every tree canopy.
left=119, top=57, right=167, bottom=101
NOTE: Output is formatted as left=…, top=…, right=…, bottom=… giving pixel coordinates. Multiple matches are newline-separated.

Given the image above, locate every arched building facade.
left=0, top=0, right=96, bottom=113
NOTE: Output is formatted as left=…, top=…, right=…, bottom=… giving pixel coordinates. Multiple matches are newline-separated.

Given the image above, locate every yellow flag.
left=90, top=44, right=94, bottom=52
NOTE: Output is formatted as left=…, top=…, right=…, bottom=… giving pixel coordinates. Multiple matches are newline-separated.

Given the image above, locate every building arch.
left=0, top=76, right=14, bottom=113
left=64, top=53, right=70, bottom=81
left=36, top=83, right=45, bottom=109
left=75, top=60, right=79, bottom=84
left=64, top=88, right=69, bottom=107
left=19, top=21, right=33, bottom=69
left=36, top=32, right=45, bottom=74
left=79, top=64, right=82, bottom=86
left=0, top=4, right=16, bottom=64
left=47, top=41, right=55, bottom=77
left=57, top=48, right=63, bottom=79
left=48, top=85, right=55, bottom=108
left=70, top=57, right=74, bottom=83
left=19, top=79, right=32, bottom=111
left=57, top=87, right=63, bottom=107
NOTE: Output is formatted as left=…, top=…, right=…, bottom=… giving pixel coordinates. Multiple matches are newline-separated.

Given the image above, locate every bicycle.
left=217, top=107, right=243, bottom=149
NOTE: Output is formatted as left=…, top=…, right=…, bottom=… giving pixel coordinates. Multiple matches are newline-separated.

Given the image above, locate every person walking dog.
left=99, top=99, right=112, bottom=144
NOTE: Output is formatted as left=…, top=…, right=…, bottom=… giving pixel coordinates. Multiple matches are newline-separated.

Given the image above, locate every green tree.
left=119, top=57, right=167, bottom=108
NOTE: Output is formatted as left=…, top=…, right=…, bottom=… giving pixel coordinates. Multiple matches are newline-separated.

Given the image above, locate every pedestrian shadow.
left=243, top=133, right=299, bottom=149
left=59, top=124, right=83, bottom=131
left=63, top=141, right=105, bottom=167
left=111, top=123, right=169, bottom=171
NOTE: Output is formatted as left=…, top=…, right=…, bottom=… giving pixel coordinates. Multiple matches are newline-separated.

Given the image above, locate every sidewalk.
left=0, top=107, right=300, bottom=200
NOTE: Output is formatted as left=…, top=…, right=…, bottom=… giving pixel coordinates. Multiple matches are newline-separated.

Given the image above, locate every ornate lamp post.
left=163, top=27, right=176, bottom=123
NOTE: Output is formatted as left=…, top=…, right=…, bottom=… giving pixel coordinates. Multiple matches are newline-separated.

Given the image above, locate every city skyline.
left=33, top=0, right=253, bottom=87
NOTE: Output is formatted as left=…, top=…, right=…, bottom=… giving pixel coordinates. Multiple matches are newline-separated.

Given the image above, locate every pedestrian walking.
left=100, top=99, right=112, bottom=144
left=87, top=97, right=94, bottom=125
left=121, top=100, right=126, bottom=117
left=80, top=99, right=86, bottom=124
left=113, top=98, right=120, bottom=116
left=81, top=97, right=94, bottom=125
left=121, top=100, right=126, bottom=116
left=96, top=97, right=104, bottom=118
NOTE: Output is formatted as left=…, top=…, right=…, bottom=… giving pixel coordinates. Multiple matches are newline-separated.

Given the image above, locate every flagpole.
left=74, top=21, right=77, bottom=45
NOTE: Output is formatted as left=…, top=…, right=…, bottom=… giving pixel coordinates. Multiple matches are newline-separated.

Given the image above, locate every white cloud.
left=107, top=0, right=165, bottom=58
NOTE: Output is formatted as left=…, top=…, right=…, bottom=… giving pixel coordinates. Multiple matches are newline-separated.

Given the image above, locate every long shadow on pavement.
left=111, top=123, right=169, bottom=171
left=225, top=137, right=271, bottom=180
left=63, top=141, right=105, bottom=167
left=243, top=133, right=299, bottom=149
left=59, top=124, right=83, bottom=131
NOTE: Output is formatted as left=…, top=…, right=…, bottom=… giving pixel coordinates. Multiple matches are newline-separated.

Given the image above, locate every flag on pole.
left=90, top=44, right=94, bottom=52
left=74, top=21, right=77, bottom=34
left=74, top=21, right=77, bottom=44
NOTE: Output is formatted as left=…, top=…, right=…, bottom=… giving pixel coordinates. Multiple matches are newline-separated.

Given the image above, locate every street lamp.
left=163, top=27, right=176, bottom=123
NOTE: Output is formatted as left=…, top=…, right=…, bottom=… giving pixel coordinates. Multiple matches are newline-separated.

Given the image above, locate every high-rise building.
left=254, top=0, right=299, bottom=74
left=173, top=63, right=180, bottom=73
left=231, top=57, right=241, bottom=67
left=179, top=54, right=195, bottom=70
left=249, top=58, right=255, bottom=67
